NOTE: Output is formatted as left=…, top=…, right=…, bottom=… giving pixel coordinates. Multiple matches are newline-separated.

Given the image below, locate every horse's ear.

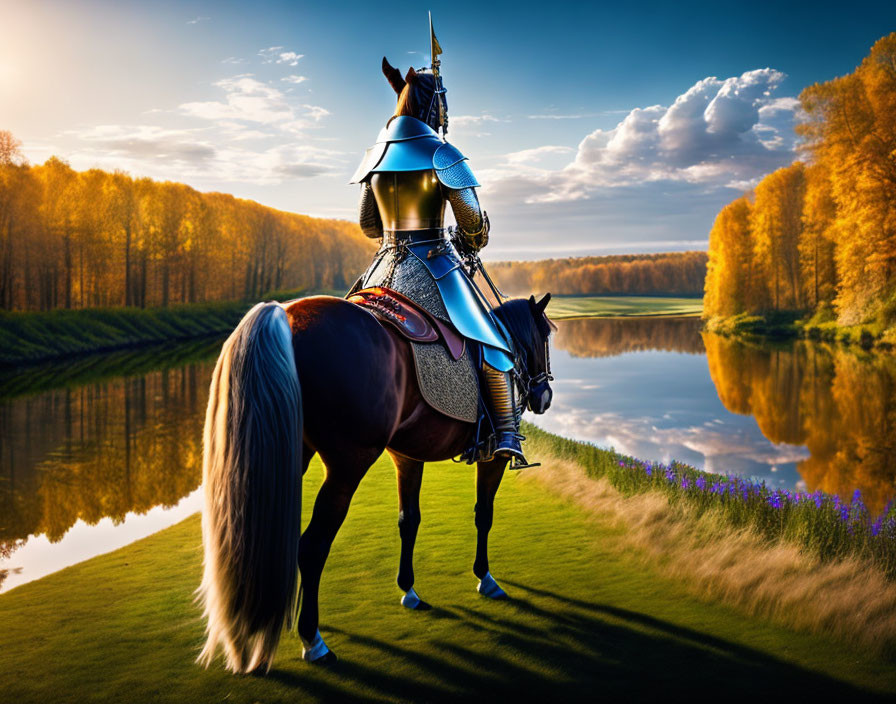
left=405, top=66, right=418, bottom=84
left=382, top=57, right=406, bottom=94
left=536, top=293, right=551, bottom=313
left=528, top=295, right=537, bottom=308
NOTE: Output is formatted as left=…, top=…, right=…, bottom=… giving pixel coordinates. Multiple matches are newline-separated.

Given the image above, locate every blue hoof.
left=477, top=572, right=508, bottom=600
left=401, top=587, right=432, bottom=610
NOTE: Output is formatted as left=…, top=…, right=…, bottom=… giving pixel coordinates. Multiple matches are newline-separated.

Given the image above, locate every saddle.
left=348, top=286, right=479, bottom=423
left=348, top=286, right=465, bottom=361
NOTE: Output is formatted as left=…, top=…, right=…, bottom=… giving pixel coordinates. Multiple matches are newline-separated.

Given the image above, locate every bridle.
left=512, top=325, right=554, bottom=413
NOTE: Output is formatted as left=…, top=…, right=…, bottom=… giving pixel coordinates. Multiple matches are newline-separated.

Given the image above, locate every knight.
left=349, top=19, right=526, bottom=464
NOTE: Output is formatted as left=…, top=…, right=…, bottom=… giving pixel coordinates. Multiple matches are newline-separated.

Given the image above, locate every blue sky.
left=2, top=0, right=894, bottom=259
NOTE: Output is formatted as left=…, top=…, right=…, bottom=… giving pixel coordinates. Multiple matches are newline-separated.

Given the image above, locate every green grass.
left=2, top=452, right=893, bottom=702
left=547, top=295, right=704, bottom=320
left=0, top=302, right=252, bottom=367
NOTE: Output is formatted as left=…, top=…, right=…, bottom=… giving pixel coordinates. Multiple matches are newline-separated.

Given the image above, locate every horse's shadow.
left=266, top=579, right=886, bottom=702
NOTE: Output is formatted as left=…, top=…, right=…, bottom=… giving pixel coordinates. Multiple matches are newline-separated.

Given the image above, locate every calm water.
left=2, top=318, right=895, bottom=592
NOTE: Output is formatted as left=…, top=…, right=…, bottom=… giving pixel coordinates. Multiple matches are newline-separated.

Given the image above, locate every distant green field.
left=547, top=295, right=704, bottom=320
left=1, top=450, right=892, bottom=702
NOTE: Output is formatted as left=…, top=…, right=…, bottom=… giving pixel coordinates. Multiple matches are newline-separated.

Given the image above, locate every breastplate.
left=370, top=170, right=446, bottom=231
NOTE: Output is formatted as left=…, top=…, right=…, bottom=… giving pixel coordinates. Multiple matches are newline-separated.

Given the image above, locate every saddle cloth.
left=348, top=286, right=479, bottom=423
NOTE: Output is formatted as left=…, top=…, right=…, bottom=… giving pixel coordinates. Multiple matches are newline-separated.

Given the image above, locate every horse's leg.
left=297, top=447, right=379, bottom=664
left=390, top=452, right=429, bottom=610
left=474, top=456, right=510, bottom=599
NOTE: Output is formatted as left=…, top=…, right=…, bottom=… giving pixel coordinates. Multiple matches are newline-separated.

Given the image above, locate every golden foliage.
left=705, top=33, right=896, bottom=326
left=0, top=146, right=374, bottom=310
left=489, top=251, right=708, bottom=297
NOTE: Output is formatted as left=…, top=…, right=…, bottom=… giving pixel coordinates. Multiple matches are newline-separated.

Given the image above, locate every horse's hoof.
left=401, top=587, right=432, bottom=610
left=477, top=572, right=509, bottom=600
left=306, top=650, right=338, bottom=667
left=301, top=629, right=334, bottom=665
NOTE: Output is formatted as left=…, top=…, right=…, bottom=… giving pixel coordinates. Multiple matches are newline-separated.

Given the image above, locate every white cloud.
left=482, top=68, right=798, bottom=212
left=258, top=47, right=304, bottom=66
left=179, top=75, right=326, bottom=127
left=71, top=125, right=216, bottom=164
left=186, top=16, right=209, bottom=25
left=281, top=75, right=308, bottom=84
left=65, top=124, right=344, bottom=185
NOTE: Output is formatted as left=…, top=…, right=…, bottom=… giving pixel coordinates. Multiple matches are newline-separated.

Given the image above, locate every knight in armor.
left=349, top=33, right=526, bottom=463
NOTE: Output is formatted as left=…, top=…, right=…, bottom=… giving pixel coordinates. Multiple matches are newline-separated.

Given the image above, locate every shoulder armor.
left=433, top=143, right=480, bottom=189
left=350, top=116, right=442, bottom=183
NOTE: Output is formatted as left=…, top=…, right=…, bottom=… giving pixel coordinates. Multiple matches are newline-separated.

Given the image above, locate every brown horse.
left=197, top=292, right=553, bottom=673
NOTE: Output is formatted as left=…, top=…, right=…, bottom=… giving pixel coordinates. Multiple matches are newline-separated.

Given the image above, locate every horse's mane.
left=394, top=84, right=415, bottom=118
left=493, top=299, right=545, bottom=355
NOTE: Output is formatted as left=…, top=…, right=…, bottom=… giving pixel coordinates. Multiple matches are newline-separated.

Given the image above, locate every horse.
left=195, top=290, right=553, bottom=674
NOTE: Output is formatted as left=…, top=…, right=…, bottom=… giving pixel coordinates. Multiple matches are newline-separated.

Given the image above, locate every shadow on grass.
left=274, top=579, right=887, bottom=701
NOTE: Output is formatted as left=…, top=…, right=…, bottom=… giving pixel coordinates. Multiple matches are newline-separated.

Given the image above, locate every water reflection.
left=554, top=316, right=705, bottom=357
left=704, top=335, right=896, bottom=514
left=3, top=316, right=896, bottom=591
left=544, top=317, right=896, bottom=515
left=0, top=342, right=220, bottom=592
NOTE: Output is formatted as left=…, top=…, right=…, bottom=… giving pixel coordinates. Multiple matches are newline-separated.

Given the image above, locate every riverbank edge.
left=702, top=312, right=896, bottom=352
left=0, top=302, right=252, bottom=367
left=0, top=288, right=345, bottom=367
left=0, top=293, right=702, bottom=366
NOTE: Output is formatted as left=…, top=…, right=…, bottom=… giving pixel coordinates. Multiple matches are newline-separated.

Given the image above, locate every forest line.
left=703, top=33, right=896, bottom=342
left=0, top=133, right=374, bottom=311
left=489, top=251, right=707, bottom=297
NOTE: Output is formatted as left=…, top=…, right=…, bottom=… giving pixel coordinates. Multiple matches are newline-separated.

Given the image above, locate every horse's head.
left=494, top=294, right=555, bottom=415
left=382, top=57, right=448, bottom=134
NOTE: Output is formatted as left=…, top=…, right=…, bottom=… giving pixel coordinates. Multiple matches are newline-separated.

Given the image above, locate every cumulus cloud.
left=281, top=75, right=308, bottom=84
left=485, top=68, right=799, bottom=207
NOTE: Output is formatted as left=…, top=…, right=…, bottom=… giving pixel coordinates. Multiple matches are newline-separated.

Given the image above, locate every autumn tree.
left=704, top=197, right=754, bottom=316
left=750, top=163, right=806, bottom=312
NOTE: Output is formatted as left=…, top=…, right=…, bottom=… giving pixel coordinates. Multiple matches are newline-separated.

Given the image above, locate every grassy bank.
left=0, top=302, right=251, bottom=367
left=2, top=449, right=895, bottom=701
left=703, top=310, right=896, bottom=351
left=0, top=293, right=702, bottom=367
left=547, top=295, right=703, bottom=320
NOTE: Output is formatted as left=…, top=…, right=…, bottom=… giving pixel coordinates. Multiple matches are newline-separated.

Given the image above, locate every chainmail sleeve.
left=359, top=182, right=383, bottom=239
left=446, top=186, right=489, bottom=251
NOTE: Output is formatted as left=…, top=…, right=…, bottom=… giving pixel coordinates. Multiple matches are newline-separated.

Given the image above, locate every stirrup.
left=508, top=456, right=541, bottom=471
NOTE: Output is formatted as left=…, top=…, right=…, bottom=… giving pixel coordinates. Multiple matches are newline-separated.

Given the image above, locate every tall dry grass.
left=519, top=444, right=896, bottom=657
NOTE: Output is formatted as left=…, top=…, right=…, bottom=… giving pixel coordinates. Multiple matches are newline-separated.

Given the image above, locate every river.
left=2, top=316, right=894, bottom=592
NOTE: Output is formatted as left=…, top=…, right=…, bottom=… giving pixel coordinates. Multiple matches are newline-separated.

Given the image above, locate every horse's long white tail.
left=197, top=302, right=302, bottom=674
